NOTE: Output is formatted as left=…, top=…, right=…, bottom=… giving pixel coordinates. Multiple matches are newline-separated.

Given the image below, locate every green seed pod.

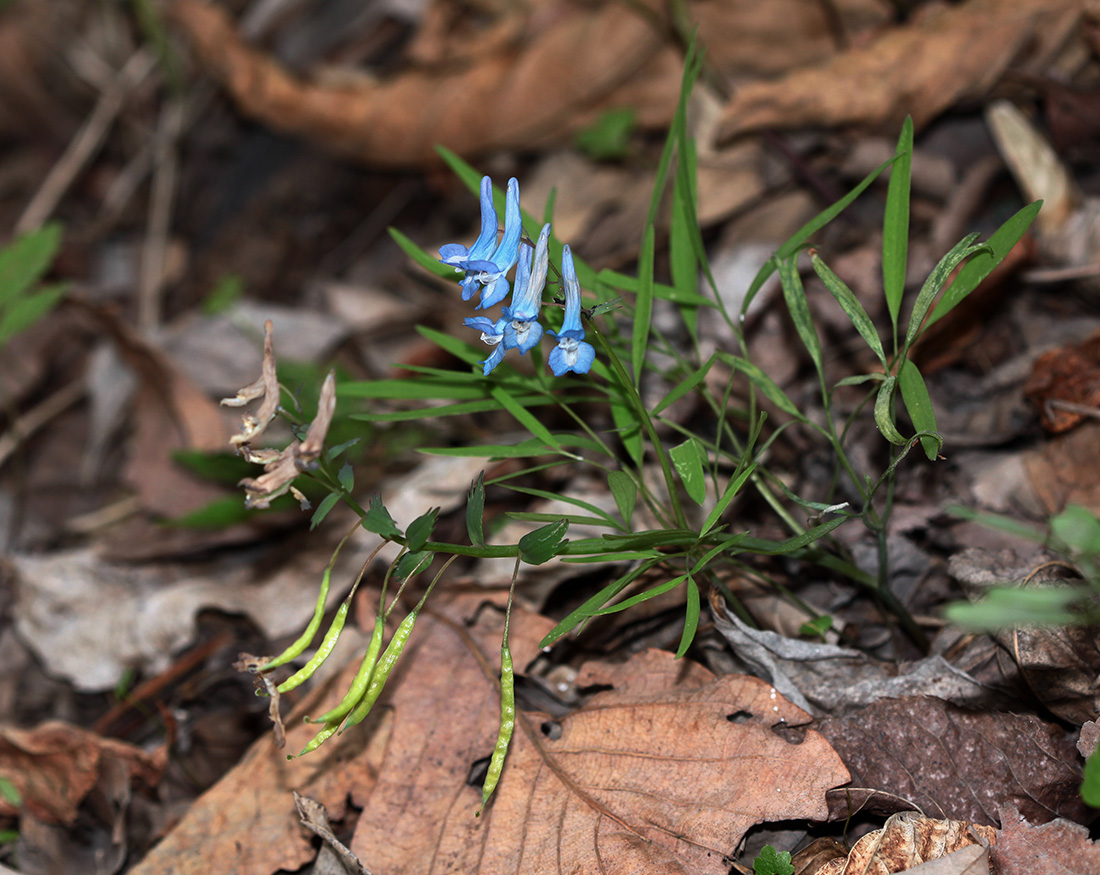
left=478, top=645, right=515, bottom=814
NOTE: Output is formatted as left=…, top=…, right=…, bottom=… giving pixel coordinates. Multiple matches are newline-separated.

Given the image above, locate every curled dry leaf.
left=1023, top=328, right=1100, bottom=434
left=810, top=811, right=995, bottom=875
left=221, top=318, right=279, bottom=446
left=0, top=721, right=166, bottom=825
left=718, top=0, right=1084, bottom=140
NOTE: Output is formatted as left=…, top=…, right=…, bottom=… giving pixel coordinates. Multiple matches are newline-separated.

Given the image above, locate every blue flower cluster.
left=439, top=176, right=595, bottom=377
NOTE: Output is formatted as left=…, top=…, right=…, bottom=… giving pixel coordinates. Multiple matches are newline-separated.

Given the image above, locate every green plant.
left=0, top=223, right=67, bottom=349
left=753, top=844, right=795, bottom=875
left=227, top=42, right=1039, bottom=811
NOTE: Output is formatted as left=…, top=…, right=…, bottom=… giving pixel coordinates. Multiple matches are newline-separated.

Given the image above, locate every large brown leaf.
left=818, top=697, right=1088, bottom=827
left=350, top=640, right=849, bottom=873
left=718, top=0, right=1083, bottom=138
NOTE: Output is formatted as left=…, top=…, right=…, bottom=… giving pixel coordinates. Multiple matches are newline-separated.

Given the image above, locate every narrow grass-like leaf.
left=607, top=470, right=637, bottom=527
left=653, top=353, right=717, bottom=415
left=777, top=254, right=823, bottom=378
left=509, top=512, right=612, bottom=528
left=883, top=116, right=913, bottom=336
left=926, top=200, right=1042, bottom=328
left=632, top=224, right=656, bottom=385
left=562, top=550, right=663, bottom=563
left=339, top=379, right=486, bottom=400
left=609, top=393, right=644, bottom=466
left=504, top=485, right=620, bottom=527
left=670, top=436, right=707, bottom=505
left=897, top=358, right=939, bottom=460
left=420, top=434, right=604, bottom=458
left=417, top=324, right=486, bottom=365
left=873, top=375, right=906, bottom=445
left=352, top=395, right=553, bottom=422
left=540, top=560, right=660, bottom=646
left=700, top=461, right=758, bottom=536
left=310, top=493, right=341, bottom=530
left=674, top=576, right=701, bottom=658
left=0, top=222, right=62, bottom=307
left=590, top=574, right=688, bottom=616
left=944, top=586, right=1084, bottom=629
left=644, top=40, right=701, bottom=229
left=902, top=234, right=984, bottom=351
left=732, top=515, right=850, bottom=555
left=597, top=269, right=710, bottom=307
left=467, top=473, right=485, bottom=547
left=388, top=227, right=460, bottom=280
left=812, top=255, right=886, bottom=368
left=670, top=154, right=699, bottom=338
left=492, top=385, right=560, bottom=450
left=742, top=153, right=897, bottom=316
left=716, top=353, right=804, bottom=418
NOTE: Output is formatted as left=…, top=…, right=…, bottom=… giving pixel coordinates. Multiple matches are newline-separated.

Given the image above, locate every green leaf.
left=944, top=586, right=1085, bottom=630
left=607, top=470, right=637, bottom=527
left=670, top=155, right=699, bottom=339
left=202, top=273, right=244, bottom=315
left=799, top=615, right=834, bottom=639
left=903, top=233, right=985, bottom=352
left=326, top=437, right=361, bottom=460
left=363, top=494, right=402, bottom=540
left=632, top=224, right=656, bottom=385
left=0, top=283, right=67, bottom=346
left=0, top=777, right=21, bottom=807
left=674, top=576, right=700, bottom=658
left=812, top=255, right=886, bottom=369
left=873, top=375, right=906, bottom=445
left=753, top=844, right=795, bottom=875
left=165, top=495, right=260, bottom=530
left=653, top=353, right=717, bottom=416
left=1051, top=505, right=1100, bottom=555
left=734, top=514, right=851, bottom=555
left=339, top=378, right=486, bottom=401
left=700, top=461, right=758, bottom=537
left=670, top=436, right=707, bottom=505
left=883, top=116, right=913, bottom=336
left=589, top=574, right=688, bottom=616
left=776, top=254, right=823, bottom=379
left=337, top=462, right=354, bottom=493
left=897, top=358, right=940, bottom=460
left=405, top=508, right=439, bottom=552
left=0, top=222, right=62, bottom=308
left=504, top=485, right=620, bottom=528
left=926, top=201, right=1042, bottom=329
left=574, top=107, right=636, bottom=161
left=466, top=472, right=486, bottom=547
left=388, top=227, right=460, bottom=280
left=717, top=353, right=804, bottom=419
left=540, top=561, right=660, bottom=646
left=609, top=393, right=644, bottom=466
left=393, top=550, right=433, bottom=581
left=1082, top=746, right=1100, bottom=808
left=742, top=152, right=898, bottom=317
left=310, top=492, right=341, bottom=530
left=492, top=385, right=560, bottom=450
left=518, top=519, right=569, bottom=565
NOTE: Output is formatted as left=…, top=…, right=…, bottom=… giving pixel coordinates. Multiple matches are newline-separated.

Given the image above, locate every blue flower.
left=464, top=315, right=508, bottom=375
left=474, top=178, right=522, bottom=310
left=547, top=244, right=595, bottom=376
left=437, top=177, right=522, bottom=306
left=502, top=224, right=550, bottom=355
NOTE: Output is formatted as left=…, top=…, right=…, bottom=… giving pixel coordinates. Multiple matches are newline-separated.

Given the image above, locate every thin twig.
left=0, top=377, right=86, bottom=470
left=16, top=50, right=156, bottom=234
left=139, top=97, right=187, bottom=332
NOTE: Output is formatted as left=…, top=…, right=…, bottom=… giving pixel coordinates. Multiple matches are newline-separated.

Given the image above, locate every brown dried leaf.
left=1025, top=420, right=1100, bottom=515
left=811, top=811, right=995, bottom=875
left=1024, top=328, right=1100, bottom=434
left=718, top=0, right=1083, bottom=139
left=351, top=643, right=849, bottom=873
left=169, top=0, right=678, bottom=168
left=990, top=804, right=1100, bottom=875
left=0, top=721, right=165, bottom=825
left=818, top=697, right=1088, bottom=827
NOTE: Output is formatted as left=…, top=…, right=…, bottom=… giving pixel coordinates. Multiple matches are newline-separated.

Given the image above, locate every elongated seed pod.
left=262, top=553, right=338, bottom=672
left=291, top=719, right=341, bottom=759
left=307, top=615, right=385, bottom=725
left=340, top=608, right=419, bottom=730
left=276, top=595, right=351, bottom=694
left=479, top=646, right=515, bottom=814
